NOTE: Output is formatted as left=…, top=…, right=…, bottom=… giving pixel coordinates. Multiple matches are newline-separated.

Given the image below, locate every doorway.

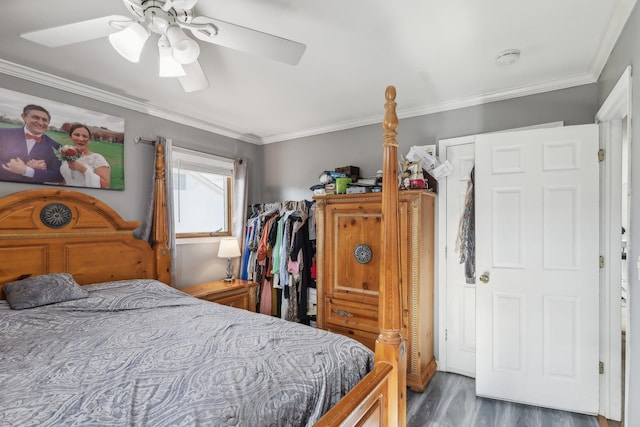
left=436, top=65, right=631, bottom=420
left=437, top=121, right=563, bottom=379
left=595, top=65, right=631, bottom=423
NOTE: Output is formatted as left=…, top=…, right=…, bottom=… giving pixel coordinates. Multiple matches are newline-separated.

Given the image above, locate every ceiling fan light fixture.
left=109, top=22, right=149, bottom=63
left=158, top=35, right=186, bottom=77
left=166, top=25, right=200, bottom=64
left=22, top=3, right=307, bottom=93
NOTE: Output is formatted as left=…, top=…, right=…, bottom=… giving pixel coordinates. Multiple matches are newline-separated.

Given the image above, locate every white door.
left=475, top=124, right=600, bottom=414
left=445, top=142, right=477, bottom=377
left=440, top=122, right=562, bottom=377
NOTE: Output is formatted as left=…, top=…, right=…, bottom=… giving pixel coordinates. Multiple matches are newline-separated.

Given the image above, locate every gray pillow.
left=3, top=273, right=89, bottom=310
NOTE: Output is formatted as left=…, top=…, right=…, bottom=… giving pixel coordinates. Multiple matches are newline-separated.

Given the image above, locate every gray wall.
left=260, top=84, right=598, bottom=203
left=598, top=2, right=639, bottom=425
left=261, top=83, right=599, bottom=364
left=0, top=73, right=262, bottom=287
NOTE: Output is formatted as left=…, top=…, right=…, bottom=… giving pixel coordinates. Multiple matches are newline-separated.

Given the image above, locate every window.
left=171, top=147, right=234, bottom=238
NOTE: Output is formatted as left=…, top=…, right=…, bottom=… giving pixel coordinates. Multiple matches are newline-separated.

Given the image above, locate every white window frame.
left=171, top=146, right=234, bottom=239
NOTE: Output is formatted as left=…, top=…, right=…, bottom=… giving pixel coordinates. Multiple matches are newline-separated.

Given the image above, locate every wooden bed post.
left=376, top=85, right=407, bottom=426
left=152, top=142, right=171, bottom=284
left=313, top=86, right=406, bottom=427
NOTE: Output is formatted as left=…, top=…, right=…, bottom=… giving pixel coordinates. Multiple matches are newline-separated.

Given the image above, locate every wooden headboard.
left=0, top=143, right=171, bottom=296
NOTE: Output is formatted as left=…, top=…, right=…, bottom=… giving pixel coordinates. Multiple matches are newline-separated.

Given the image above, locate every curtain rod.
left=134, top=136, right=155, bottom=145
left=134, top=137, right=243, bottom=164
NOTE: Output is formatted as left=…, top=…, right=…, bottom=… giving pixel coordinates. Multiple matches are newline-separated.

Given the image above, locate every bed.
left=0, top=86, right=406, bottom=426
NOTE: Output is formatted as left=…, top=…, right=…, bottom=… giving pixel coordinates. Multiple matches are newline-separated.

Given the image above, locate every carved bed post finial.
left=383, top=86, right=398, bottom=146
left=377, top=85, right=406, bottom=426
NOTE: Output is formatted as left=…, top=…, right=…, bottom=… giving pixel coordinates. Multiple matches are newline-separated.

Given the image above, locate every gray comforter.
left=0, top=279, right=374, bottom=426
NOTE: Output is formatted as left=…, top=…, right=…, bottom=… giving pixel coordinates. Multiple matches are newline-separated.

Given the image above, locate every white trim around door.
left=595, top=64, right=631, bottom=422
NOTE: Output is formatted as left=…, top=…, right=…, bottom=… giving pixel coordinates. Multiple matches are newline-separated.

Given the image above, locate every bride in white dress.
left=60, top=124, right=111, bottom=189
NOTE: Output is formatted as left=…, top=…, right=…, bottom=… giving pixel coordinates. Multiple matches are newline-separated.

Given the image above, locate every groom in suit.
left=0, top=104, right=63, bottom=184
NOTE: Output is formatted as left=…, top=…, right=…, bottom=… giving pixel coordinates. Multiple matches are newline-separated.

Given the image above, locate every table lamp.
left=217, top=237, right=241, bottom=282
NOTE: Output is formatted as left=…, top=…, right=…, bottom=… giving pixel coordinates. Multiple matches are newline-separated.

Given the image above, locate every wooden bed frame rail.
left=315, top=362, right=393, bottom=426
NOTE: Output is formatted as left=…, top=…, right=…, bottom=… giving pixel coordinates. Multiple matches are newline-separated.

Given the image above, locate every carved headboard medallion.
left=40, top=203, right=72, bottom=229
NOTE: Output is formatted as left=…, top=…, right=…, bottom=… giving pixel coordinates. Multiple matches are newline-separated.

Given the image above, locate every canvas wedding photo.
left=0, top=87, right=125, bottom=190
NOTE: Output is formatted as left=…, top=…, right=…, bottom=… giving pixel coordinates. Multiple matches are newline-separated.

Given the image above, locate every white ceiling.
left=0, top=0, right=636, bottom=144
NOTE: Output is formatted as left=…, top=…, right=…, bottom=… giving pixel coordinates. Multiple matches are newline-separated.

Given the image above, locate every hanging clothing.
left=244, top=200, right=316, bottom=324
left=259, top=254, right=273, bottom=315
left=291, top=210, right=314, bottom=325
left=257, top=215, right=276, bottom=262
left=286, top=272, right=300, bottom=322
left=239, top=221, right=253, bottom=280
left=455, top=166, right=475, bottom=284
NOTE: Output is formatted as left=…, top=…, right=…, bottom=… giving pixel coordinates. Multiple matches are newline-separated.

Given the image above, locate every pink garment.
left=287, top=249, right=301, bottom=274
left=259, top=277, right=272, bottom=315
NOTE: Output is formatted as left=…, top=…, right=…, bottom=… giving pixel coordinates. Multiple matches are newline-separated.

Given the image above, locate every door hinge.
left=599, top=361, right=604, bottom=374
left=445, top=329, right=448, bottom=341
left=599, top=256, right=605, bottom=269
left=598, top=149, right=605, bottom=162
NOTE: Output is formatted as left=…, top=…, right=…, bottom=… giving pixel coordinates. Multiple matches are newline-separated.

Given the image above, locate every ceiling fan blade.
left=21, top=15, right=134, bottom=47
left=189, top=16, right=306, bottom=66
left=179, top=60, right=210, bottom=92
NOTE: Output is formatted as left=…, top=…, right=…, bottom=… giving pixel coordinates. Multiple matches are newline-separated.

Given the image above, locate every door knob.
left=479, top=273, right=490, bottom=284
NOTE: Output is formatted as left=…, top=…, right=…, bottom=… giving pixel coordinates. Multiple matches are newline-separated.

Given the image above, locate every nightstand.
left=181, top=279, right=259, bottom=312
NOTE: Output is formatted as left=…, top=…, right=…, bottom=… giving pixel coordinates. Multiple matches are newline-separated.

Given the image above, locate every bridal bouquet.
left=54, top=145, right=82, bottom=162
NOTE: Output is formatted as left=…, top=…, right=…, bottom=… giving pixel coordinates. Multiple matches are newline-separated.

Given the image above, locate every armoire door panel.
left=331, top=210, right=381, bottom=296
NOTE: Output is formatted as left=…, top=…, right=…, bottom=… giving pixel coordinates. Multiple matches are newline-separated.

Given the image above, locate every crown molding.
left=0, top=58, right=597, bottom=146
left=588, top=0, right=637, bottom=79
left=261, top=73, right=596, bottom=144
left=0, top=59, right=261, bottom=144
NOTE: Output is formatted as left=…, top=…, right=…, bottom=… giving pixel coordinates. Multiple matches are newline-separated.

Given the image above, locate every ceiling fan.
left=20, top=0, right=306, bottom=92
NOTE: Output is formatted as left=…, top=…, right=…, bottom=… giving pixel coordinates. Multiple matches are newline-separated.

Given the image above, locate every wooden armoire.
left=314, top=189, right=436, bottom=392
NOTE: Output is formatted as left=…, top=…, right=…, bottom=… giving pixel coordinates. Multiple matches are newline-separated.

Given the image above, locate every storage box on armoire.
left=335, top=166, right=360, bottom=180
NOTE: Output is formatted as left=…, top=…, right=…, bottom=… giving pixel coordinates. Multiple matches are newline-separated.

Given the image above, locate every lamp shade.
left=217, top=238, right=241, bottom=259
left=109, top=22, right=149, bottom=63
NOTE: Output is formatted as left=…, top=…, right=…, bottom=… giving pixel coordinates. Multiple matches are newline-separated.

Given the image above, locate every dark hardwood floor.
left=407, top=372, right=600, bottom=427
